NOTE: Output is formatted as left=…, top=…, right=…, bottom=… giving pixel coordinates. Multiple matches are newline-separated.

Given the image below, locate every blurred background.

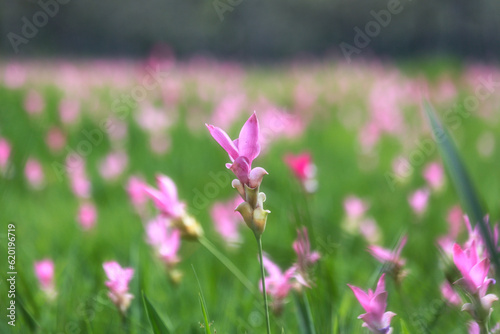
left=2, top=0, right=500, bottom=61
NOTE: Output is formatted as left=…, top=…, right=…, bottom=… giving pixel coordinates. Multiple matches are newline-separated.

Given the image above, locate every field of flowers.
left=1, top=57, right=500, bottom=334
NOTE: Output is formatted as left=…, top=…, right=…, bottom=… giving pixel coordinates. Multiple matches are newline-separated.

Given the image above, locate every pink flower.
left=0, top=138, right=11, bottom=170
left=66, top=156, right=91, bottom=198
left=261, top=255, right=295, bottom=313
left=468, top=322, right=480, bottom=334
left=344, top=196, right=369, bottom=221
left=98, top=151, right=128, bottom=181
left=423, top=162, right=444, bottom=191
left=59, top=98, right=80, bottom=124
left=284, top=152, right=318, bottom=193
left=126, top=176, right=149, bottom=208
left=34, top=259, right=56, bottom=296
left=24, top=90, right=45, bottom=115
left=348, top=274, right=396, bottom=334
left=440, top=281, right=462, bottom=306
left=206, top=112, right=267, bottom=188
left=77, top=202, right=97, bottom=230
left=145, top=217, right=181, bottom=266
left=452, top=242, right=495, bottom=296
left=408, top=188, right=430, bottom=215
left=103, top=261, right=134, bottom=313
left=25, top=158, right=44, bottom=189
left=145, top=175, right=186, bottom=219
left=45, top=127, right=66, bottom=152
left=210, top=196, right=244, bottom=245
left=292, top=228, right=320, bottom=287
left=369, top=236, right=407, bottom=268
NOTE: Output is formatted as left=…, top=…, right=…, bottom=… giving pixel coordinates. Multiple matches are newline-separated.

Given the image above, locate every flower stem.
left=256, top=235, right=272, bottom=334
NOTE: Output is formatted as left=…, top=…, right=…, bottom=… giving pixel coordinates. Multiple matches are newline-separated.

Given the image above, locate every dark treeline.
left=1, top=0, right=499, bottom=61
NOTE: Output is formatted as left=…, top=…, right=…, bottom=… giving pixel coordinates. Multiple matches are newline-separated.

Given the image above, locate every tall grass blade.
left=424, top=100, right=500, bottom=275
left=142, top=291, right=172, bottom=334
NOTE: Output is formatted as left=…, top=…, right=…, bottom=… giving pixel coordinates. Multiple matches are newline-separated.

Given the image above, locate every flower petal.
left=238, top=112, right=260, bottom=162
left=206, top=124, right=239, bottom=161
left=348, top=284, right=371, bottom=312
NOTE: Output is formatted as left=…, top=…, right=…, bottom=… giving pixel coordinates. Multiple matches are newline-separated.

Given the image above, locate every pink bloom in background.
left=126, top=176, right=149, bottom=209
left=24, top=158, right=44, bottom=189
left=103, top=261, right=134, bottom=313
left=359, top=218, right=382, bottom=244
left=0, top=138, right=11, bottom=171
left=369, top=236, right=408, bottom=282
left=210, top=94, right=246, bottom=129
left=440, top=281, right=462, bottom=306
left=423, top=162, right=444, bottom=191
left=59, top=98, right=80, bottom=124
left=468, top=322, right=480, bottom=334
left=24, top=90, right=45, bottom=115
left=34, top=259, right=56, bottom=299
left=348, top=274, right=396, bottom=334
left=206, top=112, right=267, bottom=188
left=292, top=228, right=320, bottom=287
left=146, top=217, right=181, bottom=266
left=261, top=255, right=295, bottom=313
left=45, top=127, right=66, bottom=152
left=77, top=202, right=97, bottom=230
left=98, top=151, right=128, bottom=181
left=4, top=62, right=26, bottom=88
left=437, top=205, right=464, bottom=257
left=408, top=188, right=430, bottom=216
left=344, top=196, right=369, bottom=221
left=359, top=121, right=381, bottom=152
left=145, top=175, right=186, bottom=219
left=284, top=152, right=318, bottom=193
left=66, top=156, right=91, bottom=198
left=210, top=196, right=244, bottom=245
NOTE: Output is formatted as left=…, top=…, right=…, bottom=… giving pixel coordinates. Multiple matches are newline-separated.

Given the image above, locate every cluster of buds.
left=206, top=112, right=269, bottom=237
left=145, top=174, right=203, bottom=240
left=103, top=261, right=134, bottom=315
left=348, top=274, right=396, bottom=334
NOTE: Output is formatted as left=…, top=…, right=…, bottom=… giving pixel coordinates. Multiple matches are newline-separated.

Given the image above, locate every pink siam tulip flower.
left=468, top=322, right=480, bottom=334
left=145, top=175, right=186, bottom=219
left=437, top=206, right=464, bottom=258
left=59, top=98, right=80, bottom=124
left=440, top=281, right=462, bottom=306
left=260, top=255, right=295, bottom=314
left=45, top=127, right=66, bottom=153
left=4, top=62, right=26, bottom=88
left=98, top=151, right=128, bottom=181
left=0, top=138, right=11, bottom=171
left=66, top=156, right=91, bottom=198
left=34, top=259, right=56, bottom=299
left=359, top=218, right=382, bottom=244
left=408, top=188, right=430, bottom=216
left=292, top=228, right=320, bottom=287
left=126, top=176, right=149, bottom=209
left=348, top=274, right=396, bottom=334
left=210, top=94, right=246, bottom=129
left=423, top=162, right=445, bottom=191
left=210, top=196, right=244, bottom=245
left=77, top=202, right=97, bottom=230
left=103, top=261, right=134, bottom=314
left=24, top=158, right=44, bottom=189
left=344, top=196, right=369, bottom=221
left=24, top=90, right=45, bottom=115
left=284, top=152, right=318, bottom=193
left=145, top=216, right=181, bottom=267
left=369, top=236, right=408, bottom=282
left=206, top=112, right=267, bottom=189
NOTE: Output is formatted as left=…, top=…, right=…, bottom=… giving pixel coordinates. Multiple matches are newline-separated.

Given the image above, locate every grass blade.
left=142, top=291, right=172, bottom=334
left=198, top=293, right=212, bottom=334
left=293, top=292, right=317, bottom=334
left=423, top=100, right=500, bottom=275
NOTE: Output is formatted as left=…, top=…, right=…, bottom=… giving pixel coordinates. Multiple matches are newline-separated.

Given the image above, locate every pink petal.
left=157, top=175, right=179, bottom=203
left=237, top=112, right=260, bottom=162
left=375, top=273, right=386, bottom=296
left=370, top=291, right=388, bottom=318
left=348, top=284, right=371, bottom=312
left=469, top=258, right=490, bottom=288
left=368, top=246, right=394, bottom=263
left=206, top=124, right=239, bottom=160
left=248, top=167, right=268, bottom=188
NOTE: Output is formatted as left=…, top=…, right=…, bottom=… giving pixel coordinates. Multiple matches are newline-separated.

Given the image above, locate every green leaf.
left=400, top=319, right=411, bottom=334
left=142, top=291, right=172, bottom=334
left=424, top=100, right=500, bottom=275
left=198, top=293, right=212, bottom=334
left=293, top=292, right=317, bottom=334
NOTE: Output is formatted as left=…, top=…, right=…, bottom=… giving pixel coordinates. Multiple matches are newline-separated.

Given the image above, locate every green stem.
left=256, top=235, right=272, bottom=334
